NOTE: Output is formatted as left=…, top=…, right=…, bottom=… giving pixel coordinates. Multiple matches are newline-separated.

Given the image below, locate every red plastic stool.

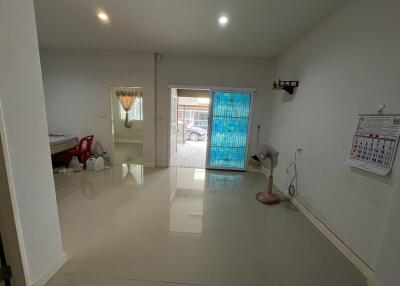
left=68, top=135, right=94, bottom=169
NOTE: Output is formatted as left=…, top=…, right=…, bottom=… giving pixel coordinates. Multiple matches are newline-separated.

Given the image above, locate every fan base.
left=255, top=192, right=281, bottom=205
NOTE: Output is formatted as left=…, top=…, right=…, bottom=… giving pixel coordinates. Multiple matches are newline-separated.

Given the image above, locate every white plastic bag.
left=69, top=156, right=83, bottom=172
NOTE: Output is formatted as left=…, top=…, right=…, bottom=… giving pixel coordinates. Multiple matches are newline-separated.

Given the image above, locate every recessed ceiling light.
left=218, top=16, right=229, bottom=26
left=97, top=12, right=109, bottom=22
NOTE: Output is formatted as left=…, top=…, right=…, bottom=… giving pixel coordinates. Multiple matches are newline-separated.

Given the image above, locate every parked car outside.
left=185, top=126, right=207, bottom=141
left=194, top=119, right=208, bottom=131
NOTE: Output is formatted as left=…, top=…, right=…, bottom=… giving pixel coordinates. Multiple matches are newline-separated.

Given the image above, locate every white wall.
left=40, top=49, right=156, bottom=166
left=156, top=54, right=275, bottom=166
left=268, top=0, right=400, bottom=271
left=375, top=184, right=400, bottom=286
left=40, top=51, right=275, bottom=168
left=0, top=0, right=64, bottom=284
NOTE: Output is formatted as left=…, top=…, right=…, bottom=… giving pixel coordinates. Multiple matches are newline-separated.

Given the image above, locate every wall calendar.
left=348, top=115, right=400, bottom=176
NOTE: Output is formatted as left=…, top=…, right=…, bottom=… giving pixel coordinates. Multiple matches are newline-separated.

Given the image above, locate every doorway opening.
left=170, top=88, right=210, bottom=168
left=169, top=87, right=254, bottom=171
left=111, top=86, right=144, bottom=165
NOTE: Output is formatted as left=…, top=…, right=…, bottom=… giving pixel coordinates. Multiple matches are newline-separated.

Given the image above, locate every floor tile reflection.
left=47, top=166, right=366, bottom=286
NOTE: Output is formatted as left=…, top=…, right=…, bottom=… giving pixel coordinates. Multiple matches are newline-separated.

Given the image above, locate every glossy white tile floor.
left=114, top=143, right=143, bottom=165
left=47, top=165, right=366, bottom=286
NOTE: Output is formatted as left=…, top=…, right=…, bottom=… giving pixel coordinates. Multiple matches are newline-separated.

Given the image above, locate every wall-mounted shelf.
left=273, top=79, right=299, bottom=95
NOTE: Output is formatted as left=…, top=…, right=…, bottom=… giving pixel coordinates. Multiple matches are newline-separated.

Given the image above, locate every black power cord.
left=288, top=182, right=297, bottom=197
left=287, top=148, right=302, bottom=198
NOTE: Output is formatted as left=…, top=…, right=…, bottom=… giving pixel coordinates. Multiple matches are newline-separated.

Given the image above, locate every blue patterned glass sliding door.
left=207, top=91, right=252, bottom=170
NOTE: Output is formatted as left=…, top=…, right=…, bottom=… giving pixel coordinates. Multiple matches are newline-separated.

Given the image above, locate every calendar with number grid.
left=348, top=115, right=400, bottom=176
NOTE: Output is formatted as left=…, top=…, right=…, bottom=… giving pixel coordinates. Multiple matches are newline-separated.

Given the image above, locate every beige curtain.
left=116, top=91, right=138, bottom=128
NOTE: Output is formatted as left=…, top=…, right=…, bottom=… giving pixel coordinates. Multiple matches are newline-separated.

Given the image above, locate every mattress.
left=49, top=135, right=78, bottom=155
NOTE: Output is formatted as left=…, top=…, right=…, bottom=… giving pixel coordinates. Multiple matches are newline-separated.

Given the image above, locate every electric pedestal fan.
left=255, top=144, right=281, bottom=205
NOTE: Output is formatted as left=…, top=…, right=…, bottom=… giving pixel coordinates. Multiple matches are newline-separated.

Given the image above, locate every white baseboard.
left=273, top=182, right=375, bottom=280
left=33, top=252, right=67, bottom=286
left=115, top=139, right=143, bottom=144
left=143, top=162, right=156, bottom=168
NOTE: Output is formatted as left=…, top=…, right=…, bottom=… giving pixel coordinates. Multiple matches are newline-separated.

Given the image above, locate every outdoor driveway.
left=171, top=141, right=207, bottom=168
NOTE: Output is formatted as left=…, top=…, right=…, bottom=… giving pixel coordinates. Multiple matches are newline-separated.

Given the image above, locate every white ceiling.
left=34, top=0, right=345, bottom=58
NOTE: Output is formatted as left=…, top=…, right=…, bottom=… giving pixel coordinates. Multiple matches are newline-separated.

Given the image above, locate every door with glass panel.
left=206, top=91, right=253, bottom=171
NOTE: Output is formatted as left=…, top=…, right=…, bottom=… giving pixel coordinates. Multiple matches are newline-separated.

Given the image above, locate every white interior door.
left=169, top=88, right=178, bottom=163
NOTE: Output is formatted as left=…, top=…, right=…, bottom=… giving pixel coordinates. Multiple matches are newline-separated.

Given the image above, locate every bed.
left=49, top=134, right=78, bottom=155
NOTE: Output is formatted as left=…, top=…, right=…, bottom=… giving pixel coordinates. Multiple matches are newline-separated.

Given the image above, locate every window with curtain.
left=120, top=97, right=143, bottom=121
